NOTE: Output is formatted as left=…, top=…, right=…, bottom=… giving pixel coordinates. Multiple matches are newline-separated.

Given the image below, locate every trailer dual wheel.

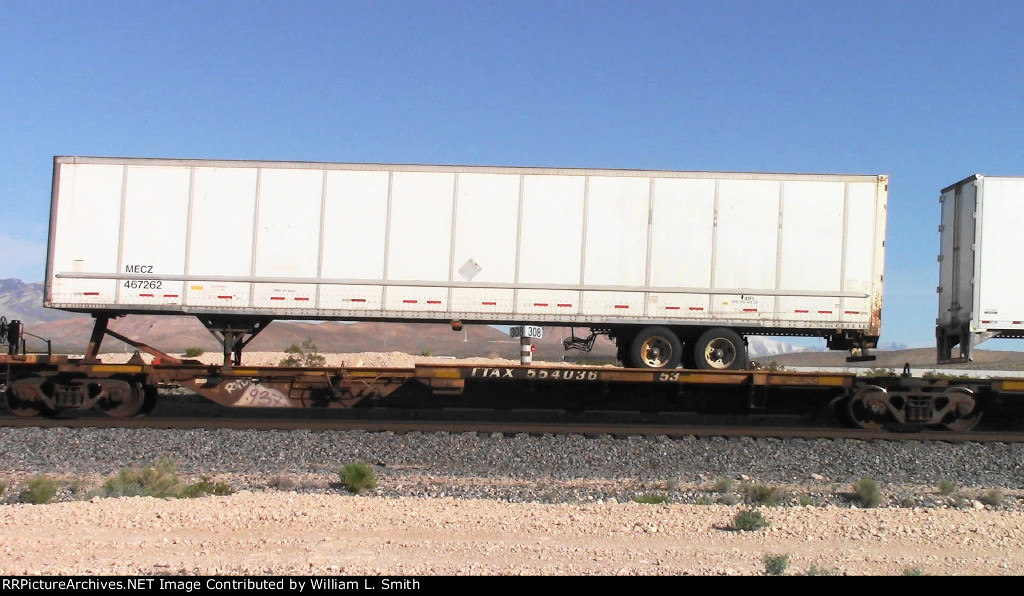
left=629, top=327, right=682, bottom=369
left=693, top=328, right=747, bottom=370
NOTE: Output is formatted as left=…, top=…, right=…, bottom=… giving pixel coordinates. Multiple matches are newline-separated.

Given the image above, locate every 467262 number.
left=123, top=280, right=162, bottom=290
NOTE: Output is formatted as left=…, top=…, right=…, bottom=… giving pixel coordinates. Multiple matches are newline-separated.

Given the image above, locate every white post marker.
left=509, top=326, right=542, bottom=365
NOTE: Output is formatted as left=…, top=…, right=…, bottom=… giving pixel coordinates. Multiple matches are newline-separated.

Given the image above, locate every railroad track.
left=2, top=409, right=1020, bottom=443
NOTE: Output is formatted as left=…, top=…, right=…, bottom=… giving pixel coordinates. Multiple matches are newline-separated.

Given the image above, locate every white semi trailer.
left=46, top=156, right=888, bottom=369
left=937, top=175, right=1024, bottom=362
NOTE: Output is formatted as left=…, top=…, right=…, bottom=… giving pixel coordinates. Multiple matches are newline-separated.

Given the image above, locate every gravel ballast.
left=1, top=421, right=1023, bottom=575
left=0, top=426, right=1022, bottom=504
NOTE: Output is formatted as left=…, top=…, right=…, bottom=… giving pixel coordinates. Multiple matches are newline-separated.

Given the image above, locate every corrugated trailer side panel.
left=189, top=167, right=258, bottom=307
left=450, top=173, right=519, bottom=315
left=319, top=170, right=389, bottom=311
left=47, top=158, right=885, bottom=339
left=974, top=178, right=1024, bottom=328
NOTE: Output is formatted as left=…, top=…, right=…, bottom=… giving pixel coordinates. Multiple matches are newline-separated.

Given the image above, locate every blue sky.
left=2, top=0, right=1022, bottom=348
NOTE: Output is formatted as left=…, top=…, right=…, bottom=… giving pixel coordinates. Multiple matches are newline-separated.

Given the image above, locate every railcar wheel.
left=941, top=387, right=983, bottom=432
left=693, top=328, right=746, bottom=370
left=846, top=385, right=890, bottom=430
left=629, top=327, right=682, bottom=369
left=99, top=382, right=145, bottom=418
left=5, top=388, right=46, bottom=417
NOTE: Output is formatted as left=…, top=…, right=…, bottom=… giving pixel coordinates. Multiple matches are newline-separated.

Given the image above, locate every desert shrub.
left=280, top=338, right=326, bottom=367
left=21, top=476, right=59, bottom=504
left=339, top=463, right=378, bottom=494
left=854, top=478, right=881, bottom=508
left=921, top=372, right=971, bottom=380
left=712, top=477, right=733, bottom=494
left=632, top=494, right=670, bottom=505
left=804, top=564, right=838, bottom=576
left=68, top=478, right=91, bottom=496
left=0, top=480, right=6, bottom=498
left=798, top=495, right=822, bottom=507
left=763, top=553, right=790, bottom=576
left=103, top=458, right=182, bottom=498
left=904, top=567, right=925, bottom=576
left=184, top=347, right=204, bottom=358
left=860, top=368, right=896, bottom=378
left=100, top=459, right=230, bottom=499
left=980, top=488, right=1004, bottom=507
left=743, top=484, right=782, bottom=506
left=731, top=508, right=768, bottom=531
left=937, top=479, right=957, bottom=496
left=179, top=477, right=232, bottom=498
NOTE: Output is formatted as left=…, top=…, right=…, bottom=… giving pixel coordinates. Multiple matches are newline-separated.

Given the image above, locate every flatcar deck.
left=2, top=355, right=1016, bottom=431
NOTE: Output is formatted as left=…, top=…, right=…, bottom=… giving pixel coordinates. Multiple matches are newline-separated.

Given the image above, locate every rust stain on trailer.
left=870, top=291, right=883, bottom=334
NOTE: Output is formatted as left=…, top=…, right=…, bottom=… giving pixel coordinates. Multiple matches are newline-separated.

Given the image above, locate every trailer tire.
left=629, top=327, right=682, bottom=369
left=694, top=328, right=747, bottom=370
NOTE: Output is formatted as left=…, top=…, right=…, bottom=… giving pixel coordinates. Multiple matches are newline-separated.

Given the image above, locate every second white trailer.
left=46, top=157, right=888, bottom=369
left=937, top=175, right=1024, bottom=362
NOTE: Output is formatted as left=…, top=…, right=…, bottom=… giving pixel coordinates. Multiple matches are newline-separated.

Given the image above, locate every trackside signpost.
left=509, top=325, right=542, bottom=364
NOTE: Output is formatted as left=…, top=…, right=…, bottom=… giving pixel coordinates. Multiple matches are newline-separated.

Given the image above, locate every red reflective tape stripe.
left=665, top=306, right=680, bottom=310
left=557, top=303, right=572, bottom=307
left=794, top=309, right=809, bottom=313
left=84, top=292, right=99, bottom=296
left=350, top=298, right=366, bottom=302
left=1014, top=321, right=1022, bottom=325
left=427, top=300, right=441, bottom=304
left=218, top=295, right=232, bottom=299
left=294, top=297, right=309, bottom=301
left=403, top=299, right=418, bottom=304
left=844, top=310, right=859, bottom=314
left=482, top=301, right=496, bottom=305
left=534, top=303, right=548, bottom=307
left=139, top=293, right=154, bottom=297
left=688, top=307, right=703, bottom=311
left=163, top=294, right=178, bottom=298
left=818, top=310, right=832, bottom=314
left=982, top=320, right=992, bottom=324
left=270, top=296, right=285, bottom=300
left=614, top=305, right=629, bottom=309
left=743, top=308, right=757, bottom=312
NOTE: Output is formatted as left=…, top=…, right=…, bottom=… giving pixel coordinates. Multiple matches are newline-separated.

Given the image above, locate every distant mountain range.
left=0, top=278, right=871, bottom=362
left=0, top=278, right=81, bottom=326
